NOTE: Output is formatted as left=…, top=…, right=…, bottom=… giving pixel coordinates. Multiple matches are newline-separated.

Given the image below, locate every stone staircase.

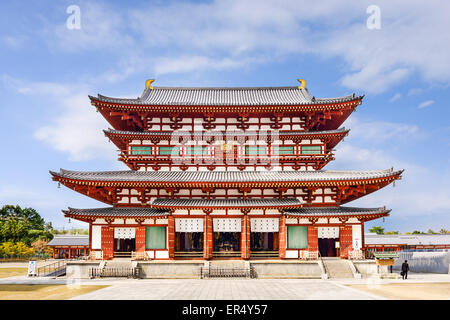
left=322, top=258, right=354, bottom=279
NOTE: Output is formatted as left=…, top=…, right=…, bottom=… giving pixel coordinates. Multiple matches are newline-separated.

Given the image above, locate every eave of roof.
left=151, top=198, right=303, bottom=209
left=50, top=168, right=403, bottom=186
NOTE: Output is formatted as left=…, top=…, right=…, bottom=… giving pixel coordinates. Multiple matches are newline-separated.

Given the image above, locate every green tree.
left=439, top=229, right=449, bottom=234
left=384, top=231, right=399, bottom=235
left=369, top=226, right=384, bottom=235
left=412, top=230, right=425, bottom=234
left=0, top=205, right=54, bottom=245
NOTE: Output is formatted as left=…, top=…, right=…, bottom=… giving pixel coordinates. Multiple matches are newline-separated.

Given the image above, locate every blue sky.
left=0, top=0, right=449, bottom=233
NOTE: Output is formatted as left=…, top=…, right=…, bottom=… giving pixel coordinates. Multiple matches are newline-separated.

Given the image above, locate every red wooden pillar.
left=361, top=220, right=365, bottom=257
left=68, top=248, right=71, bottom=259
left=135, top=226, right=146, bottom=253
left=339, top=225, right=353, bottom=259
left=168, top=216, right=175, bottom=259
left=278, top=216, right=286, bottom=259
left=307, top=226, right=318, bottom=251
left=52, top=248, right=55, bottom=259
left=241, top=215, right=250, bottom=259
left=203, top=215, right=213, bottom=260
left=101, top=226, right=114, bottom=260
left=89, top=222, right=92, bottom=251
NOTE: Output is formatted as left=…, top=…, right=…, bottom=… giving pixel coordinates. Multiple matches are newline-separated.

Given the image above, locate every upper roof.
left=51, top=168, right=403, bottom=184
left=90, top=86, right=361, bottom=107
left=46, top=235, right=89, bottom=247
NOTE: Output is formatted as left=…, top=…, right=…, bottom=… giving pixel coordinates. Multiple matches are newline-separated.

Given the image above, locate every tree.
left=369, top=226, right=384, bottom=235
left=0, top=205, right=54, bottom=245
left=427, top=229, right=437, bottom=234
left=384, top=231, right=399, bottom=235
left=412, top=230, right=425, bottom=234
left=439, top=229, right=449, bottom=234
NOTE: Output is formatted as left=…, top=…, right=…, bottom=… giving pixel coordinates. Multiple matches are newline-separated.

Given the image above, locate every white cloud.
left=4, top=75, right=116, bottom=161
left=417, top=100, right=435, bottom=109
left=389, top=93, right=402, bottom=102
left=34, top=1, right=450, bottom=93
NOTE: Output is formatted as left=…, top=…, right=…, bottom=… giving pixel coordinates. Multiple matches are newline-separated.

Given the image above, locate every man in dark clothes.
left=401, top=260, right=409, bottom=280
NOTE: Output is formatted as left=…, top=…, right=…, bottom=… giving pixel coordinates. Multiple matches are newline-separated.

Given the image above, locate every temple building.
left=51, top=79, right=403, bottom=261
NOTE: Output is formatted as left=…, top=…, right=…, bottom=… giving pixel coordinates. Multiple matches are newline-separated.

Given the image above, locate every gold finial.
left=145, top=79, right=155, bottom=90
left=297, top=79, right=307, bottom=90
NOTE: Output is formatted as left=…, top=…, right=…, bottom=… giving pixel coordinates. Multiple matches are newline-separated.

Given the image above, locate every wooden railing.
left=175, top=251, right=204, bottom=258
left=250, top=251, right=279, bottom=258
left=212, top=251, right=241, bottom=258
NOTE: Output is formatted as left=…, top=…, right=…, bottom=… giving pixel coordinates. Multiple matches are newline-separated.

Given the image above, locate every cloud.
left=417, top=100, right=434, bottom=109
left=4, top=75, right=116, bottom=161
left=34, top=1, right=450, bottom=94
left=389, top=93, right=402, bottom=102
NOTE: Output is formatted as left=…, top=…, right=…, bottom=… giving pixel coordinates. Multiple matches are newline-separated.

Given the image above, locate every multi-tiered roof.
left=52, top=79, right=402, bottom=231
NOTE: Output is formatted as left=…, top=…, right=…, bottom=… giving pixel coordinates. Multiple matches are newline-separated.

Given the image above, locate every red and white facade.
left=51, top=80, right=403, bottom=260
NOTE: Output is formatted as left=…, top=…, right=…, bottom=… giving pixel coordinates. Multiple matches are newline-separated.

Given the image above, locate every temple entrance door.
left=113, top=227, right=136, bottom=258
left=318, top=227, right=340, bottom=258
left=318, top=238, right=337, bottom=257
left=212, top=218, right=241, bottom=258
left=174, top=218, right=204, bottom=258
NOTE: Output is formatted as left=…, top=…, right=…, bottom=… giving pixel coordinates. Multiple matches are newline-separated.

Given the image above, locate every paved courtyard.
left=1, top=271, right=449, bottom=300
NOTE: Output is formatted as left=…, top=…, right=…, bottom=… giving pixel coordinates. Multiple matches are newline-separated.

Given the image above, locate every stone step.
left=322, top=259, right=353, bottom=278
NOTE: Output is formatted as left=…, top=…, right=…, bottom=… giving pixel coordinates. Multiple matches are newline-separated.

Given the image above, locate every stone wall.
left=250, top=261, right=322, bottom=278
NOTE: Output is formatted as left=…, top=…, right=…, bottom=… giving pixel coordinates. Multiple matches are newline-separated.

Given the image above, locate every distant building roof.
left=364, top=234, right=450, bottom=246
left=47, top=235, right=89, bottom=247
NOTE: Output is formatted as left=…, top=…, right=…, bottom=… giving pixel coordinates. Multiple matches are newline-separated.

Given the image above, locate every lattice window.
left=159, top=146, right=179, bottom=155
left=300, top=145, right=321, bottom=154
left=131, top=146, right=152, bottom=155
left=273, top=146, right=294, bottom=155
left=245, top=146, right=267, bottom=155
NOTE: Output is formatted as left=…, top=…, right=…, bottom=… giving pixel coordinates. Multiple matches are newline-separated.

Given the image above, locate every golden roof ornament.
left=145, top=79, right=155, bottom=90
left=297, top=79, right=307, bottom=90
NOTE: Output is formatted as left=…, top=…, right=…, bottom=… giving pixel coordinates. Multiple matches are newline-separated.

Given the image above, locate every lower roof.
left=46, top=235, right=89, bottom=247
left=63, top=207, right=169, bottom=219
left=285, top=206, right=390, bottom=217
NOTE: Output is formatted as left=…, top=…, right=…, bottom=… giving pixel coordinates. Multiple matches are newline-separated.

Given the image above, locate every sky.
left=0, top=0, right=449, bottom=233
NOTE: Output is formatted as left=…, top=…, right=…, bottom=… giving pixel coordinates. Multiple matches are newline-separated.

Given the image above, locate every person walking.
left=401, top=260, right=409, bottom=280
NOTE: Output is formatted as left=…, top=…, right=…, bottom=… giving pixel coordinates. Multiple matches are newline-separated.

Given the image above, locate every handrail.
left=36, top=260, right=67, bottom=277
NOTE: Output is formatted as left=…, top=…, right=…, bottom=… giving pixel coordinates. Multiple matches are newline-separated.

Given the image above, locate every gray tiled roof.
left=91, top=86, right=360, bottom=106
left=47, top=235, right=89, bottom=247
left=63, top=207, right=169, bottom=218
left=104, top=127, right=349, bottom=138
left=151, top=198, right=302, bottom=208
left=365, top=234, right=450, bottom=245
left=51, top=168, right=402, bottom=183
left=286, top=206, right=390, bottom=216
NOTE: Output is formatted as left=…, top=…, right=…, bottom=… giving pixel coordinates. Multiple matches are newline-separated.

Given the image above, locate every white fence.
left=394, top=251, right=450, bottom=274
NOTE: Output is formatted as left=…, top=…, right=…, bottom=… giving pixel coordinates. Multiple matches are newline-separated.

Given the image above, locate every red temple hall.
left=51, top=79, right=403, bottom=261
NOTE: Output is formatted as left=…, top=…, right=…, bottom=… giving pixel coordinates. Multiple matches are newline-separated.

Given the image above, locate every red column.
left=203, top=215, right=213, bottom=260
left=101, top=226, right=114, bottom=260
left=89, top=222, right=92, bottom=251
left=52, top=248, right=55, bottom=259
left=308, top=226, right=318, bottom=251
left=241, top=215, right=250, bottom=259
left=135, top=226, right=146, bottom=253
left=68, top=248, right=71, bottom=259
left=339, top=225, right=353, bottom=259
left=278, top=216, right=286, bottom=259
left=168, top=216, right=175, bottom=259
left=361, top=220, right=365, bottom=257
